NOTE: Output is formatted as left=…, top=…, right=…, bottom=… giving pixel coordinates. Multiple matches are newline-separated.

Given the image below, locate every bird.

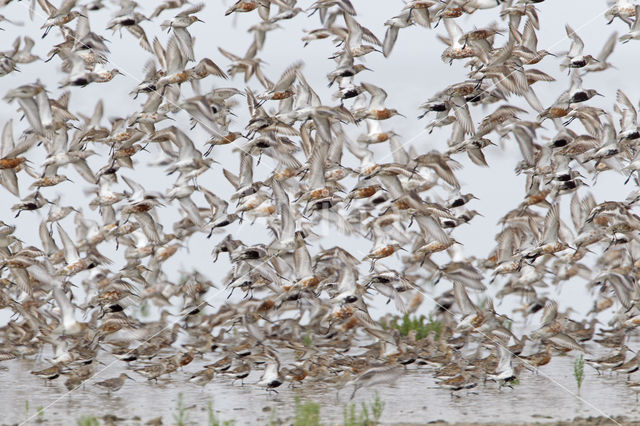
left=619, top=6, right=640, bottom=43
left=562, top=24, right=598, bottom=70
left=257, top=352, right=283, bottom=393
left=95, top=373, right=134, bottom=394
left=345, top=365, right=403, bottom=400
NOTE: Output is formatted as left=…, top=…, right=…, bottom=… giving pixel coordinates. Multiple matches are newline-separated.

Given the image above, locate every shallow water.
left=4, top=348, right=640, bottom=426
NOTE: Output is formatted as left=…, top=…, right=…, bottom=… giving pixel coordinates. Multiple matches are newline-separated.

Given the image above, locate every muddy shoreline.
left=4, top=354, right=640, bottom=426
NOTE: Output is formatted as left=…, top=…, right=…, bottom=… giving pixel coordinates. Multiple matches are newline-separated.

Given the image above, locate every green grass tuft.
left=370, top=392, right=385, bottom=423
left=343, top=392, right=385, bottom=425
left=36, top=406, right=45, bottom=422
left=574, top=354, right=585, bottom=394
left=139, top=300, right=150, bottom=318
left=388, top=314, right=442, bottom=340
left=174, top=393, right=189, bottom=426
left=76, top=416, right=99, bottom=426
left=302, top=331, right=313, bottom=347
left=343, top=403, right=357, bottom=426
left=294, top=397, right=320, bottom=426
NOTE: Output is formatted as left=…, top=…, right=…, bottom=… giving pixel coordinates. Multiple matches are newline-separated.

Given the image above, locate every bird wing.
left=57, top=223, right=80, bottom=265
left=454, top=281, right=478, bottom=316
left=565, top=24, right=584, bottom=57
left=443, top=18, right=463, bottom=48
left=271, top=178, right=295, bottom=242
left=597, top=31, right=617, bottom=61
left=541, top=204, right=560, bottom=244
left=522, top=19, right=538, bottom=51
left=361, top=82, right=388, bottom=110
left=1, top=120, right=15, bottom=158
left=616, top=89, right=638, bottom=131
left=294, top=239, right=313, bottom=279
left=540, top=301, right=557, bottom=326
left=53, top=287, right=77, bottom=331
left=272, top=61, right=303, bottom=93
left=177, top=2, right=205, bottom=17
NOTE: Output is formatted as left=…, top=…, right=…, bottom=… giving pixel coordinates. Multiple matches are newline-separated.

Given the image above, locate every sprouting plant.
left=574, top=354, right=585, bottom=394
left=267, top=407, right=279, bottom=426
left=208, top=402, right=235, bottom=426
left=360, top=402, right=369, bottom=424
left=139, top=300, right=150, bottom=318
left=370, top=392, right=385, bottom=423
left=389, top=314, right=442, bottom=340
left=343, top=403, right=357, bottom=426
left=208, top=402, right=218, bottom=426
left=343, top=394, right=385, bottom=426
left=302, top=331, right=313, bottom=347
left=36, top=406, right=45, bottom=422
left=174, top=393, right=189, bottom=426
left=379, top=317, right=388, bottom=330
left=76, top=416, right=99, bottom=426
left=294, top=397, right=320, bottom=426
left=508, top=377, right=520, bottom=386
left=25, top=400, right=29, bottom=416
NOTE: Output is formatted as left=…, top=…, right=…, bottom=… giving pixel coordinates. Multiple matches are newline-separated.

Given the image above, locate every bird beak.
left=126, top=374, right=136, bottom=381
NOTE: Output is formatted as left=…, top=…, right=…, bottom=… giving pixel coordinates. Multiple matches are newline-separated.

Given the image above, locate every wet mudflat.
left=4, top=353, right=640, bottom=426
